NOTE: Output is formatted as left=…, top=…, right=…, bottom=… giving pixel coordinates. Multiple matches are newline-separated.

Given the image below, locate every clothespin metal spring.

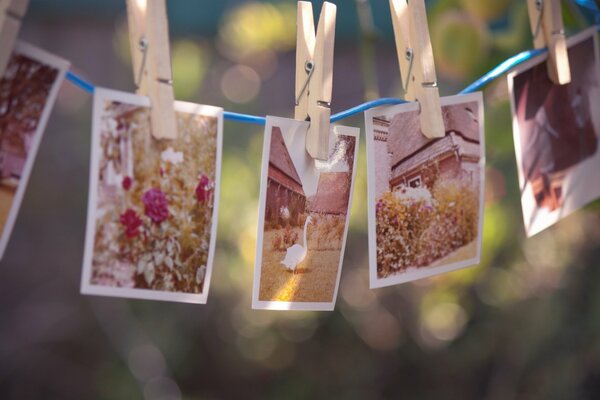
left=295, top=60, right=315, bottom=107
left=534, top=0, right=544, bottom=38
left=402, top=48, right=414, bottom=94
left=135, top=37, right=148, bottom=89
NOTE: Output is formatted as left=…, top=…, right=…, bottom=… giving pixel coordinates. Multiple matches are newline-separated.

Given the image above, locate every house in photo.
left=307, top=172, right=351, bottom=215
left=380, top=103, right=480, bottom=192
left=266, top=127, right=306, bottom=226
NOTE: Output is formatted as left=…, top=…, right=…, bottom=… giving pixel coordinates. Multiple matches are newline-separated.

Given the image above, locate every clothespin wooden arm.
left=0, top=0, right=30, bottom=76
left=295, top=1, right=315, bottom=123
left=294, top=1, right=336, bottom=161
left=125, top=0, right=177, bottom=140
left=389, top=0, right=444, bottom=139
left=527, top=0, right=571, bottom=85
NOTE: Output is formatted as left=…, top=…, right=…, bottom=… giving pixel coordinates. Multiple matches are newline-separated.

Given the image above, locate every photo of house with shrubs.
left=368, top=94, right=484, bottom=286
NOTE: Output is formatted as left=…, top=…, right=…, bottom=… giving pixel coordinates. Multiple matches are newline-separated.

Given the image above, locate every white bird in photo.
left=281, top=215, right=312, bottom=274
left=280, top=206, right=290, bottom=221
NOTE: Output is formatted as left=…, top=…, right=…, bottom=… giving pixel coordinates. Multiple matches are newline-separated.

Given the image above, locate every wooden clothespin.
left=389, top=0, right=444, bottom=139
left=125, top=0, right=177, bottom=140
left=527, top=0, right=571, bottom=85
left=294, top=1, right=336, bottom=161
left=0, top=0, right=29, bottom=76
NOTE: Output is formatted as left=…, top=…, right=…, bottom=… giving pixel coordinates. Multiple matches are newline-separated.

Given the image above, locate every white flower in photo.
left=154, top=251, right=164, bottom=267
left=103, top=117, right=117, bottom=133
left=144, top=262, right=155, bottom=285
left=165, top=256, right=174, bottom=270
left=160, top=147, right=184, bottom=165
left=136, top=258, right=146, bottom=274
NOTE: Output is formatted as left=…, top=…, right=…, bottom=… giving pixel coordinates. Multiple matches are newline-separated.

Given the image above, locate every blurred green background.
left=2, top=0, right=600, bottom=399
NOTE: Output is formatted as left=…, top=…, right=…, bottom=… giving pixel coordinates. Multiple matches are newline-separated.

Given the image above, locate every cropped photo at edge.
left=508, top=28, right=600, bottom=237
left=0, top=43, right=68, bottom=259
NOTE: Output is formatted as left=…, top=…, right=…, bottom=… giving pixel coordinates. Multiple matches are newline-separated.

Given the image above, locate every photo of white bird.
left=281, top=215, right=312, bottom=273
left=255, top=122, right=358, bottom=307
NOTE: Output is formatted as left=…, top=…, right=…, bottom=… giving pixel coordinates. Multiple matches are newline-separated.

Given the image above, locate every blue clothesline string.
left=222, top=111, right=267, bottom=125
left=459, top=48, right=546, bottom=95
left=65, top=22, right=600, bottom=126
left=575, top=0, right=600, bottom=13
left=66, top=71, right=94, bottom=94
left=573, top=0, right=600, bottom=24
left=331, top=98, right=407, bottom=122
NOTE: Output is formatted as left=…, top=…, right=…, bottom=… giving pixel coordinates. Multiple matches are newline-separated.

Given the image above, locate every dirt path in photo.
left=259, top=230, right=342, bottom=303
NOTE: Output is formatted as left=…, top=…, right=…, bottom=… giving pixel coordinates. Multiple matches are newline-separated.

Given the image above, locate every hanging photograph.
left=508, top=28, right=600, bottom=237
left=252, top=117, right=359, bottom=311
left=365, top=92, right=485, bottom=288
left=81, top=88, right=223, bottom=303
left=0, top=42, right=69, bottom=259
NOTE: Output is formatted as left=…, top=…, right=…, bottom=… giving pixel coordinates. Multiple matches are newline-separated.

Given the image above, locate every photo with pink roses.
left=82, top=89, right=222, bottom=303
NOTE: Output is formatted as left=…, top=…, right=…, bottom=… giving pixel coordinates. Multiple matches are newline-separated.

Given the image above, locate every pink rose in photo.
left=120, top=208, right=143, bottom=238
left=142, top=188, right=169, bottom=224
left=122, top=176, right=132, bottom=191
left=195, top=174, right=213, bottom=203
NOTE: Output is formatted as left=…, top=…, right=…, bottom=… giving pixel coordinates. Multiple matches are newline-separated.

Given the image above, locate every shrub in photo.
left=376, top=174, right=479, bottom=277
left=418, top=175, right=479, bottom=265
left=376, top=189, right=434, bottom=277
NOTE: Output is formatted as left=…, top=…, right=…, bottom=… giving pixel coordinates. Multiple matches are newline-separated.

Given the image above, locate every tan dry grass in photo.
left=258, top=217, right=344, bottom=302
